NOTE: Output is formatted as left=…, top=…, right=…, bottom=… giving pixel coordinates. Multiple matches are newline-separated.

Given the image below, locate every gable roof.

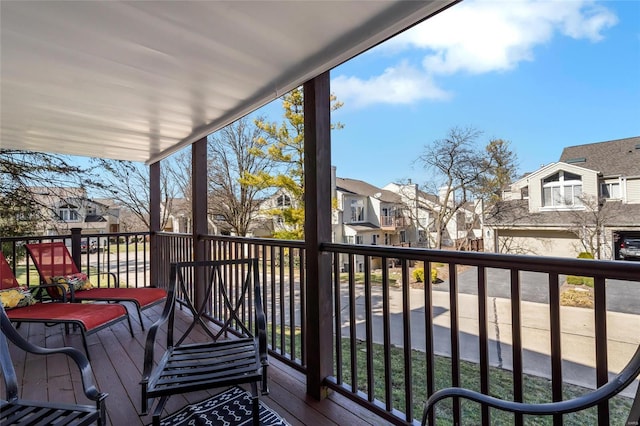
left=486, top=199, right=640, bottom=228
left=336, top=177, right=400, bottom=203
left=559, top=136, right=640, bottom=177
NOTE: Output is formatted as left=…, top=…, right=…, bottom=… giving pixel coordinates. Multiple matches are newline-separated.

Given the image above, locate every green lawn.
left=341, top=339, right=631, bottom=425
left=270, top=326, right=632, bottom=425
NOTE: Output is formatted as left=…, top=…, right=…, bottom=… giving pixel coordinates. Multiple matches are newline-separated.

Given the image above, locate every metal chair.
left=141, top=259, right=268, bottom=426
left=0, top=304, right=108, bottom=425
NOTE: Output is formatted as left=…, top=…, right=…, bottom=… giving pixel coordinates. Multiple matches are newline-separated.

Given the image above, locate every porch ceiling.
left=1, top=1, right=458, bottom=164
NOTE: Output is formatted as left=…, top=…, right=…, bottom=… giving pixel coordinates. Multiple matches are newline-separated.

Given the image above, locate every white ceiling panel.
left=1, top=1, right=458, bottom=164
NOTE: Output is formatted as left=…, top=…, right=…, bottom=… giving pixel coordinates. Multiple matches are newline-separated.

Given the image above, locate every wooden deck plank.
left=4, top=304, right=390, bottom=426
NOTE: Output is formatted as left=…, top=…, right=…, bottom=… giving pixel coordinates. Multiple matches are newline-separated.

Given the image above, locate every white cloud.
left=332, top=0, right=617, bottom=108
left=331, top=61, right=451, bottom=108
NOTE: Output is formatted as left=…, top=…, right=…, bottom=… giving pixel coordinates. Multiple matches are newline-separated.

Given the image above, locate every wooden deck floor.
left=4, top=303, right=391, bottom=426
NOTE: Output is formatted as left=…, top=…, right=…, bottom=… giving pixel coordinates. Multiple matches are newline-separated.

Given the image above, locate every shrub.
left=567, top=252, right=595, bottom=287
left=577, top=252, right=594, bottom=259
left=412, top=268, right=438, bottom=283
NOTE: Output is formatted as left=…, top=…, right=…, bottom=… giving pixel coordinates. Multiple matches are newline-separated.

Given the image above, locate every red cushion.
left=73, top=287, right=167, bottom=308
left=6, top=302, right=127, bottom=331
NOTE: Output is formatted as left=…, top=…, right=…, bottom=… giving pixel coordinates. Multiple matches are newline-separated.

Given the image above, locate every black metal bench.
left=0, top=304, right=108, bottom=426
left=141, top=259, right=268, bottom=426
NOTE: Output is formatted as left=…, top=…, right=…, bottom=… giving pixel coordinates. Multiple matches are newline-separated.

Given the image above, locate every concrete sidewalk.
left=344, top=285, right=640, bottom=398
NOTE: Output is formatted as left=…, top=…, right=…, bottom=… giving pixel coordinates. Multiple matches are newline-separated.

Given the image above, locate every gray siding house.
left=485, top=136, right=640, bottom=259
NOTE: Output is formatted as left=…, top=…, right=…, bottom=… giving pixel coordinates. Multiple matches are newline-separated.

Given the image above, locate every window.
left=372, top=234, right=378, bottom=245
left=343, top=235, right=354, bottom=244
left=400, top=230, right=406, bottom=243
left=601, top=182, right=620, bottom=199
left=542, top=171, right=583, bottom=208
left=355, top=235, right=363, bottom=244
left=350, top=199, right=364, bottom=222
left=58, top=204, right=79, bottom=222
left=276, top=194, right=291, bottom=208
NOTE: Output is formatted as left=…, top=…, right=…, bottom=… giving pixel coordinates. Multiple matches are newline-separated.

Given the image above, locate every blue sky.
left=258, top=0, right=640, bottom=189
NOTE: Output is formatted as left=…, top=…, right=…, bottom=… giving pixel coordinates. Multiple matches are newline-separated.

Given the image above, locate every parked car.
left=80, top=240, right=97, bottom=254
left=619, top=237, right=640, bottom=260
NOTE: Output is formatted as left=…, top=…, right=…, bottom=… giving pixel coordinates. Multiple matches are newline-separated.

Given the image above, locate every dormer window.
left=542, top=171, right=582, bottom=208
left=58, top=204, right=80, bottom=222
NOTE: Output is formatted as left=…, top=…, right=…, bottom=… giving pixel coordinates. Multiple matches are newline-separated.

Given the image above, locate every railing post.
left=304, top=71, right=333, bottom=399
left=192, top=136, right=209, bottom=309
left=70, top=227, right=82, bottom=270
left=150, top=161, right=161, bottom=286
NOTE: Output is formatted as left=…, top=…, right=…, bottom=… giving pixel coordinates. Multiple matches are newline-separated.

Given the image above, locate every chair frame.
left=141, top=259, right=268, bottom=426
left=0, top=304, right=108, bottom=426
left=26, top=242, right=166, bottom=330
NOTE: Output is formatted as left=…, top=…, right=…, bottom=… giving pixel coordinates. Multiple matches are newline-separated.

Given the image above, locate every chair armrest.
left=31, top=283, right=72, bottom=302
left=91, top=270, right=120, bottom=288
left=422, top=344, right=640, bottom=425
left=253, top=281, right=268, bottom=364
left=0, top=306, right=107, bottom=403
left=141, top=287, right=175, bottom=382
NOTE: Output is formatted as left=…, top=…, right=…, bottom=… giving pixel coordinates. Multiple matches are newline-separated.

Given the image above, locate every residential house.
left=485, top=136, right=640, bottom=259
left=383, top=181, right=484, bottom=250
left=30, top=187, right=119, bottom=235
left=333, top=175, right=409, bottom=271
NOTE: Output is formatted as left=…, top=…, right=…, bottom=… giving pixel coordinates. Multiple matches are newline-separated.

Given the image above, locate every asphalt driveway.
left=431, top=267, right=640, bottom=315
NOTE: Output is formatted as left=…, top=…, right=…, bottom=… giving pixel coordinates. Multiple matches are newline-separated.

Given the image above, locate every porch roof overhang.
left=1, top=1, right=458, bottom=165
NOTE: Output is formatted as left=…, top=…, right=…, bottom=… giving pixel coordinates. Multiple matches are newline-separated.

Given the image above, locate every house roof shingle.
left=336, top=177, right=401, bottom=203
left=486, top=199, right=640, bottom=228
left=559, top=136, right=640, bottom=177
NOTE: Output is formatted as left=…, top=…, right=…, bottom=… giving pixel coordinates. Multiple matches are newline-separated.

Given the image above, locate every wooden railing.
left=3, top=231, right=640, bottom=425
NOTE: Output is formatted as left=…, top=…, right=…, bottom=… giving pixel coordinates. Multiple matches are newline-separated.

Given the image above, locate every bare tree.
left=93, top=160, right=178, bottom=230
left=416, top=127, right=489, bottom=249
left=208, top=116, right=274, bottom=236
left=565, top=195, right=623, bottom=259
left=0, top=150, right=99, bottom=238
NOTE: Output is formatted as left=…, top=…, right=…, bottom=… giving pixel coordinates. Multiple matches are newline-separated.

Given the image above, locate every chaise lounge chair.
left=0, top=251, right=132, bottom=358
left=26, top=242, right=166, bottom=330
left=0, top=303, right=108, bottom=425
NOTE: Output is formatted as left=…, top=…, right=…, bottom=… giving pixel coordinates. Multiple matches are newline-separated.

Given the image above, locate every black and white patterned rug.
left=158, top=386, right=290, bottom=426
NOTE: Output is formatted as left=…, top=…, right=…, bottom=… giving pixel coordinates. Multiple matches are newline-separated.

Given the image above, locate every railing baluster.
left=511, top=268, right=524, bottom=426
left=401, top=259, right=413, bottom=422
left=279, top=246, right=286, bottom=355
left=299, top=249, right=306, bottom=366
left=382, top=257, right=392, bottom=411
left=364, top=255, right=374, bottom=402
left=333, top=252, right=343, bottom=385
left=449, top=262, right=461, bottom=423
left=478, top=266, right=489, bottom=424
left=348, top=253, right=357, bottom=394
left=424, top=259, right=436, bottom=426
left=594, top=275, right=609, bottom=424
left=549, top=272, right=563, bottom=426
left=289, top=246, right=296, bottom=361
